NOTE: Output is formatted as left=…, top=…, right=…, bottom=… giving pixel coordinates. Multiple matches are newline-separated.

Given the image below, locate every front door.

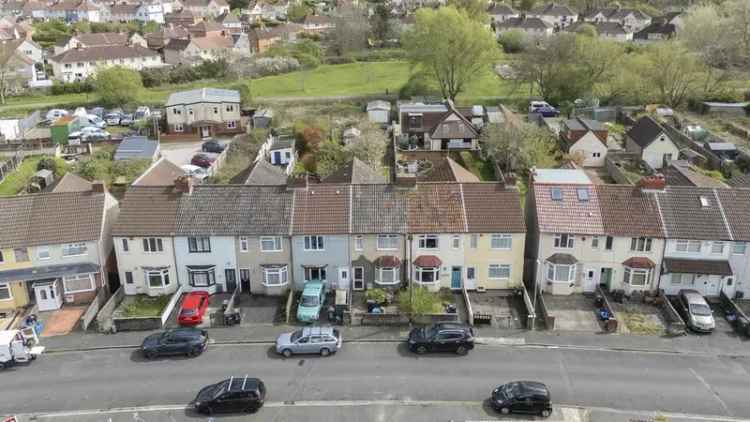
left=583, top=268, right=597, bottom=292
left=201, top=126, right=210, bottom=138
left=34, top=280, right=62, bottom=311
left=338, top=267, right=349, bottom=289
left=704, top=275, right=720, bottom=297
left=240, top=269, right=251, bottom=294
left=600, top=268, right=613, bottom=290
left=451, top=266, right=462, bottom=289
left=353, top=267, right=364, bottom=290
left=273, top=151, right=282, bottom=164
left=225, top=269, right=237, bottom=293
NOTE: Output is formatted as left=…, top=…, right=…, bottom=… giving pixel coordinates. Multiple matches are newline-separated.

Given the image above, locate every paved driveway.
left=158, top=141, right=204, bottom=166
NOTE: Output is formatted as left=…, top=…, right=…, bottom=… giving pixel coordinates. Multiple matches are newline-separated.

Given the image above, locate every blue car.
left=297, top=282, right=326, bottom=322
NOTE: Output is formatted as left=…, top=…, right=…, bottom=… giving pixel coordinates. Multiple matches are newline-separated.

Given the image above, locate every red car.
left=178, top=291, right=210, bottom=326
left=191, top=153, right=216, bottom=168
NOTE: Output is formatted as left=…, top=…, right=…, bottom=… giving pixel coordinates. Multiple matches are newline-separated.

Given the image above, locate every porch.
left=0, top=262, right=101, bottom=312
left=660, top=258, right=733, bottom=297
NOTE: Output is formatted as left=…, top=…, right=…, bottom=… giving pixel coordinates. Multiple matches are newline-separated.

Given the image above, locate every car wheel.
left=204, top=407, right=213, bottom=415
left=415, top=345, right=427, bottom=354
left=455, top=345, right=468, bottom=355
left=144, top=351, right=157, bottom=360
left=541, top=409, right=551, bottom=418
left=282, top=349, right=293, bottom=358
left=188, top=347, right=201, bottom=357
left=320, top=348, right=330, bottom=357
left=500, top=407, right=510, bottom=415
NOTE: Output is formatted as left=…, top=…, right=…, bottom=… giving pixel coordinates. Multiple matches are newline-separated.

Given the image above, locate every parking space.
left=469, top=290, right=527, bottom=329
left=158, top=141, right=207, bottom=166
left=165, top=292, right=285, bottom=328
left=609, top=300, right=667, bottom=335
left=542, top=294, right=602, bottom=332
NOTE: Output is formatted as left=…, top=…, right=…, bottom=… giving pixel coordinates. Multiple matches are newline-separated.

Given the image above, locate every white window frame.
left=62, top=243, right=87, bottom=257
left=146, top=269, right=171, bottom=288
left=188, top=267, right=216, bottom=287
left=240, top=237, right=249, bottom=252
left=304, top=266, right=327, bottom=282
left=124, top=271, right=134, bottom=285
left=676, top=239, right=701, bottom=253
left=733, top=242, right=747, bottom=255
left=262, top=266, right=288, bottom=287
left=418, top=234, right=439, bottom=249
left=0, top=283, right=12, bottom=301
left=353, top=266, right=365, bottom=290
left=591, top=236, right=599, bottom=249
left=630, top=237, right=653, bottom=252
left=470, top=234, right=478, bottom=249
left=376, top=234, right=399, bottom=251
left=37, top=246, right=51, bottom=260
left=546, top=263, right=575, bottom=283
left=354, top=235, right=364, bottom=251
left=260, top=236, right=282, bottom=252
left=187, top=236, right=211, bottom=253
left=375, top=266, right=399, bottom=285
left=490, top=234, right=512, bottom=250
left=304, top=235, right=325, bottom=251
left=671, top=273, right=695, bottom=285
left=121, top=238, right=129, bottom=253
left=451, top=235, right=461, bottom=250
left=143, top=238, right=164, bottom=253
left=227, top=120, right=237, bottom=129
left=488, top=264, right=511, bottom=280
left=63, top=273, right=96, bottom=294
left=174, top=123, right=184, bottom=132
left=624, top=267, right=649, bottom=287
left=553, top=234, right=574, bottom=249
left=711, top=241, right=725, bottom=254
left=415, top=266, right=440, bottom=284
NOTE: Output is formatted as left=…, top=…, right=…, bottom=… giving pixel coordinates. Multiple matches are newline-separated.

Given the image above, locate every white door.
left=583, top=268, right=597, bottom=292
left=201, top=126, right=210, bottom=138
left=704, top=276, right=720, bottom=297
left=34, top=280, right=62, bottom=311
left=722, top=277, right=736, bottom=298
left=338, top=267, right=350, bottom=289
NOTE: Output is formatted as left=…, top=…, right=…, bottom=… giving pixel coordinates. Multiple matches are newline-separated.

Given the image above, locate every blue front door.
left=451, top=266, right=462, bottom=289
left=273, top=151, right=282, bottom=164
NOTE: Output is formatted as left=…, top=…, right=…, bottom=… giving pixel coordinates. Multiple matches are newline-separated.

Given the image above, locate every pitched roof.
left=626, top=116, right=665, bottom=148
left=407, top=183, right=466, bottom=233
left=52, top=173, right=92, bottom=193
left=530, top=3, right=577, bottom=16
left=446, top=157, right=480, bottom=182
left=595, top=184, right=663, bottom=237
left=176, top=185, right=292, bottom=236
left=430, top=110, right=478, bottom=139
left=533, top=182, right=604, bottom=235
left=57, top=32, right=130, bottom=47
left=114, top=136, right=159, bottom=160
left=321, top=158, right=387, bottom=185
left=253, top=23, right=304, bottom=39
left=488, top=2, right=516, bottom=15
left=132, top=158, right=185, bottom=186
left=351, top=184, right=408, bottom=234
left=654, top=186, right=731, bottom=240
left=109, top=3, right=139, bottom=15
left=165, top=87, right=240, bottom=106
left=728, top=173, right=750, bottom=188
left=164, top=37, right=193, bottom=50
left=662, top=161, right=727, bottom=188
left=50, top=45, right=158, bottom=64
left=303, top=14, right=332, bottom=25
left=0, top=191, right=106, bottom=249
left=461, top=183, right=525, bottom=233
left=244, top=159, right=287, bottom=185
left=191, top=34, right=234, bottom=49
left=112, top=186, right=181, bottom=236
left=715, top=189, right=750, bottom=242
left=216, top=11, right=240, bottom=24
left=496, top=16, right=551, bottom=30
left=291, top=184, right=351, bottom=235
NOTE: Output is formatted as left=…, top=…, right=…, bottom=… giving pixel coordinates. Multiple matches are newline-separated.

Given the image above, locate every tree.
left=446, top=0, right=489, bottom=22
left=680, top=0, right=750, bottom=69
left=575, top=23, right=597, bottom=37
left=481, top=121, right=558, bottom=172
left=497, top=29, right=527, bottom=53
left=398, top=287, right=441, bottom=316
left=287, top=2, right=311, bottom=22
left=519, top=0, right=535, bottom=11
left=94, top=66, right=143, bottom=106
left=0, top=45, right=27, bottom=105
left=229, top=0, right=250, bottom=10
left=344, top=122, right=388, bottom=171
left=370, top=0, right=392, bottom=45
left=403, top=7, right=499, bottom=101
left=239, top=80, right=252, bottom=108
left=316, top=140, right=348, bottom=177
left=330, top=4, right=369, bottom=56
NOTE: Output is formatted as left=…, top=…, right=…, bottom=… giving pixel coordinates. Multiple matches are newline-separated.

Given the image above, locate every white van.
left=0, top=328, right=44, bottom=369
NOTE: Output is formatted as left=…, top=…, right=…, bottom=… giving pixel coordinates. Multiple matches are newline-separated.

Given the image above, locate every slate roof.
left=291, top=184, right=351, bottom=235
left=176, top=185, right=292, bottom=236
left=496, top=17, right=551, bottom=30
left=654, top=186, right=731, bottom=240
left=112, top=186, right=181, bottom=236
left=627, top=116, right=665, bottom=148
left=51, top=172, right=92, bottom=193
left=164, top=38, right=193, bottom=51
left=595, top=185, right=663, bottom=238
left=715, top=189, right=750, bottom=242
left=114, top=136, right=159, bottom=161
left=662, top=161, right=727, bottom=188
left=488, top=2, right=516, bottom=15
left=351, top=184, right=408, bottom=234
left=462, top=183, right=525, bottom=233
left=728, top=173, right=750, bottom=188
left=244, top=159, right=287, bottom=186
left=165, top=88, right=240, bottom=106
left=530, top=3, right=577, bottom=16
left=407, top=183, right=466, bottom=233
left=58, top=32, right=129, bottom=47
left=0, top=191, right=106, bottom=249
left=50, top=45, right=159, bottom=64
left=321, top=158, right=387, bottom=185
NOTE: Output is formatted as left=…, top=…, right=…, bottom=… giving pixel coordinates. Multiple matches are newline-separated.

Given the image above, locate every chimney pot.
left=174, top=174, right=193, bottom=194
left=638, top=173, right=666, bottom=191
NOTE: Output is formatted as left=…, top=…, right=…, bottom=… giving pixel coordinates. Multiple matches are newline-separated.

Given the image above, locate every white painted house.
left=625, top=116, right=680, bottom=170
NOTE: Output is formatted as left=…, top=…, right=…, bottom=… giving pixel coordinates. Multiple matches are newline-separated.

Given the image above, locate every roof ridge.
left=712, top=188, right=733, bottom=241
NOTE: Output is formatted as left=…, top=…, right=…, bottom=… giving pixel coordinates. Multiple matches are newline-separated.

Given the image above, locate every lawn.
left=0, top=155, right=64, bottom=197
left=0, top=61, right=523, bottom=117
left=120, top=295, right=172, bottom=318
left=455, top=151, right=496, bottom=181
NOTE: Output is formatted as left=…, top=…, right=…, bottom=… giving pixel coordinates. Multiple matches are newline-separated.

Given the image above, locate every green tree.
left=229, top=0, right=249, bottom=10
left=575, top=23, right=597, bottom=37
left=481, top=121, right=558, bottom=172
left=31, top=19, right=71, bottom=48
left=331, top=4, right=369, bottom=56
left=239, top=80, right=252, bottom=107
left=398, top=287, right=441, bottom=316
left=497, top=29, right=527, bottom=53
left=141, top=21, right=160, bottom=34
left=344, top=122, right=388, bottom=171
left=370, top=0, right=392, bottom=45
left=94, top=66, right=143, bottom=106
left=316, top=140, right=348, bottom=177
left=446, top=0, right=489, bottom=22
left=519, top=0, right=535, bottom=11
left=403, top=7, right=499, bottom=101
left=287, top=2, right=311, bottom=22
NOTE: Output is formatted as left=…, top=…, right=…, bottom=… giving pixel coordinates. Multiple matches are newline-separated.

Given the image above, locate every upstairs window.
left=418, top=235, right=439, bottom=249
left=553, top=234, right=574, bottom=249
left=630, top=237, right=653, bottom=252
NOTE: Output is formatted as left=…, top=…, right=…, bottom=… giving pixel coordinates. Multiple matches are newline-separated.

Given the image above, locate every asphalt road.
left=3, top=342, right=750, bottom=418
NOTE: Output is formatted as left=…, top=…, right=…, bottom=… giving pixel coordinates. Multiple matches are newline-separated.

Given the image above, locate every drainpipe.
left=657, top=238, right=667, bottom=294
left=408, top=234, right=413, bottom=324
left=171, top=236, right=180, bottom=292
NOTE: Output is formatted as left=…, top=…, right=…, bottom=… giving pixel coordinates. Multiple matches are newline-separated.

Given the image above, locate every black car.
left=491, top=381, right=552, bottom=418
left=201, top=140, right=225, bottom=153
left=192, top=376, right=266, bottom=414
left=407, top=322, right=474, bottom=355
left=140, top=327, right=208, bottom=359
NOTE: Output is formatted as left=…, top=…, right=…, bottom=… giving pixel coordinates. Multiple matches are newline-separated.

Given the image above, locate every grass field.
left=0, top=155, right=45, bottom=196
left=0, top=61, right=523, bottom=117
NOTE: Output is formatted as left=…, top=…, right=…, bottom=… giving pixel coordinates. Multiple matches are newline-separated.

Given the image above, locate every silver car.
left=275, top=326, right=342, bottom=357
left=679, top=290, right=715, bottom=333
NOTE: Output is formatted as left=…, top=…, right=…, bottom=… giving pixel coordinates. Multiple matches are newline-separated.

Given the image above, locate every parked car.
left=528, top=101, right=559, bottom=117
left=105, top=112, right=122, bottom=126
left=201, top=140, right=225, bottom=153
left=192, top=377, right=266, bottom=415
left=191, top=153, right=216, bottom=168
left=407, top=322, right=474, bottom=355
left=83, top=130, right=111, bottom=142
left=181, top=164, right=209, bottom=182
left=140, top=327, right=208, bottom=359
left=120, top=113, right=134, bottom=126
left=45, top=109, right=68, bottom=122
left=90, top=107, right=105, bottom=118
left=678, top=290, right=715, bottom=333
left=86, top=114, right=107, bottom=129
left=178, top=291, right=210, bottom=326
left=275, top=326, right=342, bottom=357
left=151, top=108, right=163, bottom=119
left=297, top=281, right=326, bottom=322
left=134, top=106, right=151, bottom=120
left=491, top=381, right=552, bottom=418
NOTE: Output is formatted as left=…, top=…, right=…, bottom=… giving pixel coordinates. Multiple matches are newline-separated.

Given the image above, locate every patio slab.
left=39, top=306, right=86, bottom=337
left=542, top=294, right=601, bottom=332
left=468, top=290, right=526, bottom=329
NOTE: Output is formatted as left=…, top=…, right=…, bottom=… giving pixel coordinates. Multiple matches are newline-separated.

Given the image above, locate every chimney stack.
left=91, top=180, right=106, bottom=193
left=174, top=175, right=193, bottom=194
left=638, top=173, right=666, bottom=191
left=394, top=173, right=417, bottom=189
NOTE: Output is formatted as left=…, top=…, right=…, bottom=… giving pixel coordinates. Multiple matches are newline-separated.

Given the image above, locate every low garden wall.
left=95, top=286, right=124, bottom=333
left=80, top=287, right=108, bottom=331
left=462, top=285, right=474, bottom=327
left=659, top=290, right=687, bottom=336
left=536, top=291, right=555, bottom=330
left=520, top=285, right=537, bottom=330
left=720, top=291, right=750, bottom=337
left=160, top=285, right=184, bottom=326
left=113, top=287, right=182, bottom=332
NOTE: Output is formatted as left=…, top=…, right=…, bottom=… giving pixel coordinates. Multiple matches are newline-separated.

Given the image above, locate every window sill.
left=488, top=278, right=510, bottom=281
left=260, top=249, right=283, bottom=253
left=64, top=287, right=95, bottom=294
left=374, top=280, right=400, bottom=286
left=303, top=249, right=325, bottom=252
left=262, top=282, right=289, bottom=288
left=376, top=248, right=398, bottom=252
left=188, top=251, right=212, bottom=254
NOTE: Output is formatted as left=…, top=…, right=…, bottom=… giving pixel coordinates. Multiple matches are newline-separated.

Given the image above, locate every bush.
left=497, top=29, right=527, bottom=54
left=397, top=287, right=442, bottom=316
left=365, top=288, right=387, bottom=304
left=94, top=66, right=143, bottom=106
left=50, top=80, right=95, bottom=95
left=36, top=157, right=58, bottom=173
left=398, top=71, right=439, bottom=98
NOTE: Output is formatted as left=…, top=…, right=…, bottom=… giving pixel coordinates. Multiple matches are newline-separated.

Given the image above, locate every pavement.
left=3, top=342, right=750, bottom=418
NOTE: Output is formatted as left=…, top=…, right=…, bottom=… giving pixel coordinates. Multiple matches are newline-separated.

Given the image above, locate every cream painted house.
left=49, top=45, right=163, bottom=82
left=559, top=117, right=609, bottom=167
left=625, top=116, right=680, bottom=170
left=165, top=87, right=242, bottom=138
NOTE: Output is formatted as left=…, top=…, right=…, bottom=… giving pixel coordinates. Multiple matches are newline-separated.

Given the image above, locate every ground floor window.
left=375, top=267, right=399, bottom=285
left=546, top=263, right=575, bottom=283
left=304, top=266, right=326, bottom=282
left=174, top=123, right=184, bottom=132
left=227, top=120, right=237, bottom=129
left=624, top=267, right=650, bottom=287
left=188, top=266, right=216, bottom=287
left=671, top=273, right=695, bottom=285
left=0, top=283, right=11, bottom=300
left=488, top=264, right=511, bottom=280
left=415, top=266, right=439, bottom=284
left=63, top=273, right=95, bottom=293
left=146, top=268, right=170, bottom=288
left=263, top=265, right=288, bottom=287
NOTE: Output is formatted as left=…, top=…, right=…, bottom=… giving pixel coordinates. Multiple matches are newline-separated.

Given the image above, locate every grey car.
left=275, top=326, right=342, bottom=357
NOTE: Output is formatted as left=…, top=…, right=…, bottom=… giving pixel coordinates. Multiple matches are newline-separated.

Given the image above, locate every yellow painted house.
left=0, top=247, right=32, bottom=311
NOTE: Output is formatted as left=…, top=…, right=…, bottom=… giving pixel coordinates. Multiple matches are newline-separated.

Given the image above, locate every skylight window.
left=577, top=188, right=589, bottom=202
left=550, top=187, right=562, bottom=201
left=699, top=196, right=710, bottom=207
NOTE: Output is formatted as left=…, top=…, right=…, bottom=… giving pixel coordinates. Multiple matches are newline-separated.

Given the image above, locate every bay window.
left=262, top=265, right=288, bottom=287
left=146, top=268, right=171, bottom=288
left=375, top=266, right=399, bottom=285
left=546, top=263, right=575, bottom=283
left=63, top=273, right=95, bottom=293
left=623, top=267, right=649, bottom=287
left=415, top=266, right=439, bottom=284
left=187, top=266, right=215, bottom=287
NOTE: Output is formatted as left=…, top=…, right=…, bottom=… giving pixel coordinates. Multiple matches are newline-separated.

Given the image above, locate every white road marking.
left=688, top=367, right=734, bottom=417
left=475, top=337, right=525, bottom=346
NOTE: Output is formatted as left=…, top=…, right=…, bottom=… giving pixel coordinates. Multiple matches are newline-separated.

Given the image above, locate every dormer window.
left=550, top=187, right=562, bottom=201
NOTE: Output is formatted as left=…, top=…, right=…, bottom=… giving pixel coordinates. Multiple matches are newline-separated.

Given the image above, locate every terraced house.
left=0, top=181, right=118, bottom=319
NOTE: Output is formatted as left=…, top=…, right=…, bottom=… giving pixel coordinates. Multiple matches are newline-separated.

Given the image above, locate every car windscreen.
left=301, top=295, right=319, bottom=306
left=689, top=303, right=712, bottom=316
left=290, top=330, right=303, bottom=342
left=181, top=308, right=197, bottom=316
left=212, top=382, right=228, bottom=399
left=501, top=383, right=521, bottom=399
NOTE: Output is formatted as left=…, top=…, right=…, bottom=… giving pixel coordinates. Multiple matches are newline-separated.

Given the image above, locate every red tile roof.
left=414, top=255, right=441, bottom=267
left=291, top=184, right=351, bottom=235
left=622, top=257, right=655, bottom=269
